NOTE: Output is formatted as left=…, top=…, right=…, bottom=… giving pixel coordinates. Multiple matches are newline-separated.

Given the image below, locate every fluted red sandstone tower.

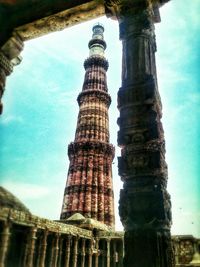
left=60, top=24, right=115, bottom=228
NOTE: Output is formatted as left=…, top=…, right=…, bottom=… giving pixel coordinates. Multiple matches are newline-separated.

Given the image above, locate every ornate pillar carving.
left=0, top=32, right=23, bottom=114
left=0, top=222, right=11, bottom=267
left=105, top=0, right=174, bottom=267
left=24, top=227, right=37, bottom=267
left=81, top=239, right=86, bottom=267
left=37, top=230, right=48, bottom=267
left=64, top=235, right=71, bottom=267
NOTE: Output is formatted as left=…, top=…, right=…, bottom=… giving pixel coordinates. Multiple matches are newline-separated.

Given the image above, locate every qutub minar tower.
left=60, top=23, right=115, bottom=228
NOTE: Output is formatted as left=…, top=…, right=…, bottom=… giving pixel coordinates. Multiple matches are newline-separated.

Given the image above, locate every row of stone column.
left=0, top=221, right=124, bottom=267
left=0, top=222, right=85, bottom=267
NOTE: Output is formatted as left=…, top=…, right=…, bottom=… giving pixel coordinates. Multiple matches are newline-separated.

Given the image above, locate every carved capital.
left=105, top=0, right=169, bottom=22
left=0, top=32, right=24, bottom=114
left=105, top=0, right=150, bottom=19
left=0, top=52, right=13, bottom=76
left=1, top=32, right=24, bottom=64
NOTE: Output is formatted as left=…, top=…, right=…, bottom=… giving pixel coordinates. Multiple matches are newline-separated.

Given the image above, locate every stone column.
left=0, top=222, right=11, bottom=267
left=101, top=240, right=106, bottom=267
left=58, top=237, right=64, bottom=267
left=64, top=235, right=71, bottom=267
left=88, top=239, right=93, bottom=267
left=72, top=236, right=78, bottom=267
left=112, top=241, right=116, bottom=267
left=95, top=238, right=99, bottom=267
left=24, top=227, right=37, bottom=267
left=106, top=239, right=110, bottom=267
left=37, top=230, right=48, bottom=267
left=117, top=239, right=124, bottom=267
left=52, top=233, right=60, bottom=267
left=81, top=239, right=86, bottom=267
left=0, top=32, right=23, bottom=114
left=105, top=1, right=174, bottom=267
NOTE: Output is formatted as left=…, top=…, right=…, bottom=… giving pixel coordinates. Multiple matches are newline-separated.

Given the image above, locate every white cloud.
left=1, top=181, right=50, bottom=200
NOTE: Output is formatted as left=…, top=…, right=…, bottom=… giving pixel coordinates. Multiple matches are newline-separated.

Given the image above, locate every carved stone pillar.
left=112, top=241, right=116, bottom=267
left=36, top=230, right=48, bottom=267
left=58, top=237, right=64, bottom=267
left=0, top=32, right=23, bottom=114
left=106, top=239, right=110, bottom=267
left=51, top=233, right=60, bottom=267
left=81, top=239, right=86, bottom=267
left=101, top=240, right=106, bottom=267
left=0, top=222, right=11, bottom=267
left=88, top=239, right=93, bottom=267
left=117, top=239, right=124, bottom=267
left=105, top=1, right=174, bottom=267
left=94, top=238, right=99, bottom=267
left=48, top=233, right=60, bottom=267
left=64, top=235, right=71, bottom=267
left=24, top=227, right=37, bottom=267
left=72, top=236, right=78, bottom=267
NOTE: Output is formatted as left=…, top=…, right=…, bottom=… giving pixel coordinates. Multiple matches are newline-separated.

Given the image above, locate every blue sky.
left=0, top=0, right=200, bottom=236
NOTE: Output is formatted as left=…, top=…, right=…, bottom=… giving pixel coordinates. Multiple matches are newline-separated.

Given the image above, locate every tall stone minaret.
left=60, top=24, right=115, bottom=228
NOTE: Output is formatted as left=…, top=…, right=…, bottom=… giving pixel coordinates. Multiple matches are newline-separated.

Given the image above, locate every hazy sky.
left=0, top=0, right=199, bottom=237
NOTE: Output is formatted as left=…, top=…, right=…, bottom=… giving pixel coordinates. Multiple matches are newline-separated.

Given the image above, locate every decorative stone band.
left=82, top=77, right=108, bottom=91
left=118, top=149, right=168, bottom=180
left=88, top=38, right=107, bottom=50
left=77, top=89, right=111, bottom=107
left=117, top=78, right=160, bottom=110
left=84, top=56, right=109, bottom=71
left=78, top=108, right=108, bottom=118
left=68, top=141, right=115, bottom=159
left=65, top=185, right=114, bottom=196
left=76, top=124, right=109, bottom=135
left=0, top=51, right=13, bottom=75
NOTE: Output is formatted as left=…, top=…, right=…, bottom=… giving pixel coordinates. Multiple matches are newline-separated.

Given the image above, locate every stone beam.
left=0, top=0, right=105, bottom=45
left=15, top=0, right=105, bottom=42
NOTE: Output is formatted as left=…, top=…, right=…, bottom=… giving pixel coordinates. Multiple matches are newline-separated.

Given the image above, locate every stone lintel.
left=0, top=207, right=92, bottom=239
left=14, top=0, right=105, bottom=42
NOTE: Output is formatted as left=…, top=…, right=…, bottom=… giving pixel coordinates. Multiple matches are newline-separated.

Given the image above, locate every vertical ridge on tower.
left=60, top=24, right=115, bottom=228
